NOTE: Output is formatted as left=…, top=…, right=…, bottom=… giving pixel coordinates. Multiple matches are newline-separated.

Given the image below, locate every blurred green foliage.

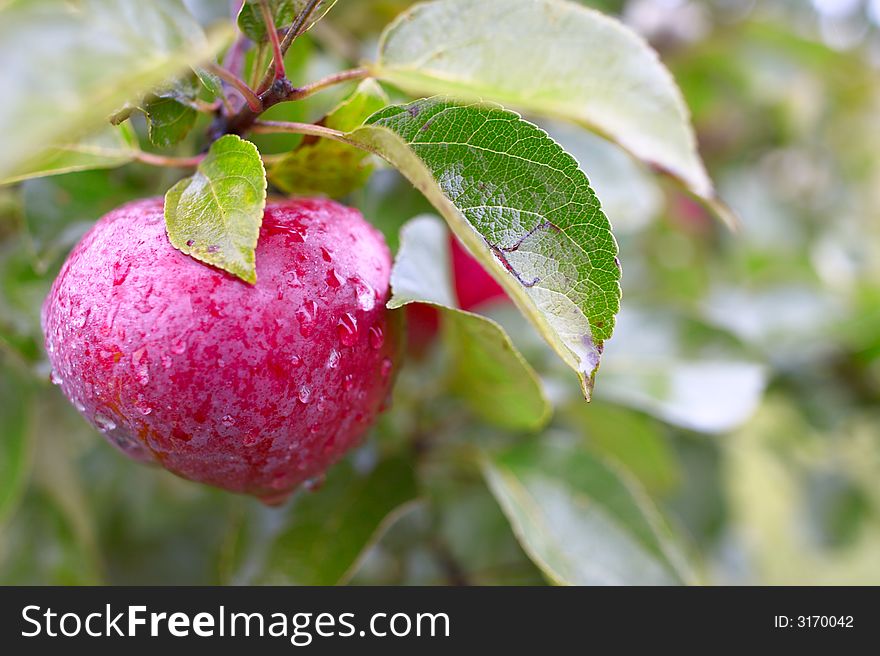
left=2, top=0, right=880, bottom=585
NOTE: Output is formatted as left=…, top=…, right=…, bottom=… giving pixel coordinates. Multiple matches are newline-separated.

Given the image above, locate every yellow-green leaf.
left=164, top=135, right=267, bottom=284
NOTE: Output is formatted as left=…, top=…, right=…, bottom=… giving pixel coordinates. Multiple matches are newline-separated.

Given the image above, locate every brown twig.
left=286, top=67, right=368, bottom=100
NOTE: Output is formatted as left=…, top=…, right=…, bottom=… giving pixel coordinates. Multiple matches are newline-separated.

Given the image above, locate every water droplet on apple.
left=381, top=357, right=393, bottom=378
left=113, top=260, right=131, bottom=286
left=296, top=301, right=318, bottom=338
left=132, top=347, right=150, bottom=385
left=337, top=313, right=358, bottom=346
left=221, top=414, right=235, bottom=427
left=304, top=474, right=325, bottom=492
left=352, top=277, right=376, bottom=311
left=135, top=395, right=152, bottom=415
left=327, top=348, right=340, bottom=369
left=94, top=412, right=117, bottom=433
left=298, top=385, right=312, bottom=404
left=368, top=325, right=385, bottom=350
left=343, top=374, right=354, bottom=391
left=326, top=268, right=343, bottom=289
left=74, top=306, right=91, bottom=328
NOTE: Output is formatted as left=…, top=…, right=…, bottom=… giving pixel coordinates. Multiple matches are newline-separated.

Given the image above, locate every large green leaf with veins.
left=349, top=97, right=620, bottom=397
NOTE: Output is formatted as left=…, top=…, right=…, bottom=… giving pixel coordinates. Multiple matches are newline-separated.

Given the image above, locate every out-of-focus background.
left=1, top=0, right=879, bottom=585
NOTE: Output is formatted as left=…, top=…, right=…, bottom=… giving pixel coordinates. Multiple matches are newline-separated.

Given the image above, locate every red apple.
left=42, top=197, right=400, bottom=502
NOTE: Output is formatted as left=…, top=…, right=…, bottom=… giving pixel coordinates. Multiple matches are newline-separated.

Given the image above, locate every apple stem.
left=205, top=62, right=263, bottom=113
left=259, top=0, right=286, bottom=81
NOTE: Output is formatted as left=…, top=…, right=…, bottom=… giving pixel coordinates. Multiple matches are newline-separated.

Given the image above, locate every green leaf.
left=144, top=96, right=198, bottom=148
left=0, top=358, right=32, bottom=526
left=0, top=0, right=231, bottom=182
left=237, top=0, right=337, bottom=42
left=482, top=439, right=695, bottom=585
left=164, top=135, right=267, bottom=284
left=350, top=98, right=620, bottom=398
left=269, top=79, right=388, bottom=198
left=257, top=456, right=418, bottom=585
left=373, top=0, right=730, bottom=224
left=0, top=124, right=140, bottom=185
left=389, top=215, right=550, bottom=431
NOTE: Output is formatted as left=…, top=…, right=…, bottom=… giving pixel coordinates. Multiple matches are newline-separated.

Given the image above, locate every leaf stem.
left=134, top=151, right=205, bottom=168
left=259, top=0, right=286, bottom=81
left=251, top=120, right=346, bottom=141
left=205, top=62, right=263, bottom=113
left=287, top=67, right=368, bottom=100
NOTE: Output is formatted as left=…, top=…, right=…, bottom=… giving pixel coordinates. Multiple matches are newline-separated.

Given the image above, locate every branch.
left=286, top=68, right=368, bottom=101
left=205, top=62, right=263, bottom=113
left=259, top=0, right=286, bottom=80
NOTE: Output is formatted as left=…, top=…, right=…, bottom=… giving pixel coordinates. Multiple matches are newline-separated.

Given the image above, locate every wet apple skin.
left=42, top=197, right=399, bottom=500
